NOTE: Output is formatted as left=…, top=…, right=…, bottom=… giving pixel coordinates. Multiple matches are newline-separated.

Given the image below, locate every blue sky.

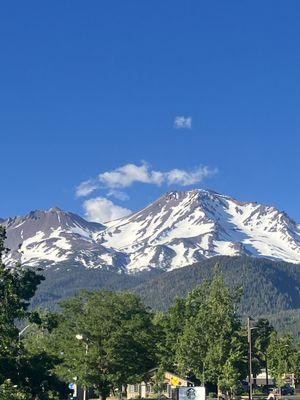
left=1, top=1, right=300, bottom=222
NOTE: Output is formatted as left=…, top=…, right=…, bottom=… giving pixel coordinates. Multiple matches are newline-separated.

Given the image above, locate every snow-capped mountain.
left=2, top=190, right=300, bottom=272
left=2, top=207, right=127, bottom=270
left=98, top=189, right=300, bottom=272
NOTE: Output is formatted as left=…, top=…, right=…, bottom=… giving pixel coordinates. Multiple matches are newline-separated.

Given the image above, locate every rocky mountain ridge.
left=2, top=189, right=300, bottom=272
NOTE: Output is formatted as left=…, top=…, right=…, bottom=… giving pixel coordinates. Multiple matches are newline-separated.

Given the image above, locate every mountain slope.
left=265, top=308, right=300, bottom=340
left=132, top=256, right=300, bottom=315
left=2, top=207, right=127, bottom=270
left=3, top=189, right=300, bottom=271
left=32, top=262, right=162, bottom=310
left=98, top=189, right=300, bottom=272
left=30, top=256, right=300, bottom=319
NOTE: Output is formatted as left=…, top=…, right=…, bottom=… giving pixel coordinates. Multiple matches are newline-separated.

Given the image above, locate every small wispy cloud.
left=166, top=166, right=216, bottom=186
left=76, top=162, right=217, bottom=198
left=107, top=190, right=129, bottom=201
left=174, top=116, right=192, bottom=129
left=76, top=179, right=98, bottom=197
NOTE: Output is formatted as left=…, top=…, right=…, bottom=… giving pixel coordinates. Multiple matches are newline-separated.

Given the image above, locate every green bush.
left=0, top=380, right=30, bottom=400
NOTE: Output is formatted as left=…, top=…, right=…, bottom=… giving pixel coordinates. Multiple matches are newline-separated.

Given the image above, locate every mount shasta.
left=2, top=189, right=300, bottom=272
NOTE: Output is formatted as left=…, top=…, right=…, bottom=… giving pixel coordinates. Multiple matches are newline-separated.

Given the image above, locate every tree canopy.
left=156, top=275, right=248, bottom=396
left=0, top=226, right=68, bottom=399
left=43, top=290, right=158, bottom=400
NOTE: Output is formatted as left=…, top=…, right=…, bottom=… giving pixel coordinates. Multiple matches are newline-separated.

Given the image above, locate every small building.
left=127, top=368, right=194, bottom=399
left=255, top=369, right=275, bottom=386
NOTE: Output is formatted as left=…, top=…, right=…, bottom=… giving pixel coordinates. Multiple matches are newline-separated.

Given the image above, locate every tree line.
left=0, top=226, right=300, bottom=400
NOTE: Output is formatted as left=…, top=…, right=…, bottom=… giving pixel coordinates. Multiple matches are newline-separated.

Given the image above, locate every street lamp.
left=19, top=324, right=32, bottom=342
left=76, top=334, right=89, bottom=400
left=17, top=324, right=32, bottom=377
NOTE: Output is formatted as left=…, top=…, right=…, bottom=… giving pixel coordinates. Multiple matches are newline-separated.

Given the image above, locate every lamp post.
left=76, top=334, right=89, bottom=400
left=19, top=324, right=32, bottom=343
left=18, top=324, right=32, bottom=377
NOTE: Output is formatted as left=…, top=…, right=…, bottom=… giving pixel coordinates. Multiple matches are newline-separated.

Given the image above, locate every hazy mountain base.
left=31, top=256, right=300, bottom=337
left=32, top=262, right=162, bottom=309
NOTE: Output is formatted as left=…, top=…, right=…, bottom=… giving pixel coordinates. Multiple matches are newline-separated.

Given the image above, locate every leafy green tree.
left=19, top=352, right=68, bottom=400
left=0, top=226, right=44, bottom=382
left=47, top=290, right=157, bottom=400
left=0, top=226, right=68, bottom=399
left=268, top=332, right=296, bottom=386
left=152, top=367, right=166, bottom=398
left=0, top=380, right=30, bottom=400
left=165, top=275, right=248, bottom=397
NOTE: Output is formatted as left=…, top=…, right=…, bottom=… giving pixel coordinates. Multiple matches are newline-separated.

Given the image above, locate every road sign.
left=171, top=376, right=180, bottom=386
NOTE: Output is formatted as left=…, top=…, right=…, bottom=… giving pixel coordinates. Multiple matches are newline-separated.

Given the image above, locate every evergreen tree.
left=252, top=318, right=274, bottom=383
left=162, top=275, right=248, bottom=397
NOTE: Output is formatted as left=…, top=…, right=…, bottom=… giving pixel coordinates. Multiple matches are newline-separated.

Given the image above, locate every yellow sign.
left=171, top=376, right=180, bottom=386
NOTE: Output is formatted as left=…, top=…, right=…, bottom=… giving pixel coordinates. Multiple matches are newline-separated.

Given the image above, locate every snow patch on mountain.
left=98, top=189, right=300, bottom=271
left=2, top=190, right=300, bottom=272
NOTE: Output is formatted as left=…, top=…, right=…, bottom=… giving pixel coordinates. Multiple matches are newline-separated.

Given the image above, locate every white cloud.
left=76, top=179, right=98, bottom=197
left=107, top=190, right=129, bottom=201
left=76, top=162, right=217, bottom=198
left=83, top=197, right=132, bottom=223
left=174, top=116, right=192, bottom=129
left=166, top=166, right=217, bottom=186
left=99, top=163, right=164, bottom=189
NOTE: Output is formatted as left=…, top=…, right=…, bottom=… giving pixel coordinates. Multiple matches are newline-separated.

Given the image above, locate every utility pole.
left=247, top=317, right=253, bottom=400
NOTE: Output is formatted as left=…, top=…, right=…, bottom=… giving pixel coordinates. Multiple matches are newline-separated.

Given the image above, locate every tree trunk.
left=265, top=356, right=269, bottom=386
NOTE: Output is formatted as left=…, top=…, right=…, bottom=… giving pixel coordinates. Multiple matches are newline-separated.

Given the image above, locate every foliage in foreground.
left=0, top=226, right=68, bottom=399
left=156, top=275, right=248, bottom=396
left=30, top=290, right=158, bottom=400
left=155, top=274, right=300, bottom=398
left=2, top=220, right=300, bottom=400
left=27, top=271, right=300, bottom=400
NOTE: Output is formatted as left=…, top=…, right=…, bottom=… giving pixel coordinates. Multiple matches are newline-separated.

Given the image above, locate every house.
left=127, top=368, right=194, bottom=399
left=254, top=369, right=275, bottom=386
left=254, top=370, right=295, bottom=387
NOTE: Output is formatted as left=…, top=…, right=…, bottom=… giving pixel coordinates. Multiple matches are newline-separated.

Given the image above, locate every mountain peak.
left=98, top=189, right=300, bottom=271
left=3, top=190, right=300, bottom=272
left=48, top=206, right=63, bottom=213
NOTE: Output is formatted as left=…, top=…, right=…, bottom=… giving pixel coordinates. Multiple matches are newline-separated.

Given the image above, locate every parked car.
left=281, top=384, right=295, bottom=395
left=262, top=385, right=276, bottom=394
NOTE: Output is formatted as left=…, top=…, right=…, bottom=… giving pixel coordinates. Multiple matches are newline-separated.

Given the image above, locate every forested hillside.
left=33, top=256, right=300, bottom=319
left=32, top=262, right=162, bottom=309
left=132, top=256, right=300, bottom=316
left=265, top=308, right=300, bottom=340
